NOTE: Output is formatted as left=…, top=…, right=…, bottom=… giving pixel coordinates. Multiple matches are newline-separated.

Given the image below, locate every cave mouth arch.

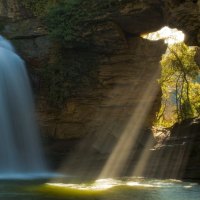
left=142, top=26, right=200, bottom=128
left=141, top=26, right=185, bottom=45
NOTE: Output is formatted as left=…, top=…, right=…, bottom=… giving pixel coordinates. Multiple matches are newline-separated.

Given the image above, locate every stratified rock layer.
left=144, top=118, right=200, bottom=180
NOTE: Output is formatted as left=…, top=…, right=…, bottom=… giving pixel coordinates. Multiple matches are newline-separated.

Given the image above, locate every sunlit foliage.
left=155, top=43, right=200, bottom=127
left=21, top=0, right=59, bottom=16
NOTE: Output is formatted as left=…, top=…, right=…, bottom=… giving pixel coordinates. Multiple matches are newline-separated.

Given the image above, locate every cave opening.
left=142, top=26, right=200, bottom=128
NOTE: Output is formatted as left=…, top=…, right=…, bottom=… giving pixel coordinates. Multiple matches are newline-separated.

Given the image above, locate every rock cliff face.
left=0, top=0, right=23, bottom=19
left=0, top=0, right=168, bottom=140
left=144, top=118, right=200, bottom=180
left=163, top=0, right=200, bottom=45
left=38, top=37, right=165, bottom=140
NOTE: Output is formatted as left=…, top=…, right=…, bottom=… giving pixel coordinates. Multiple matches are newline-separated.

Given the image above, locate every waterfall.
left=0, top=36, right=47, bottom=178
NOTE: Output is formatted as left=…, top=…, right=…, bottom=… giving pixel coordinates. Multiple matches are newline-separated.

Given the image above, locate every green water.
left=0, top=178, right=199, bottom=200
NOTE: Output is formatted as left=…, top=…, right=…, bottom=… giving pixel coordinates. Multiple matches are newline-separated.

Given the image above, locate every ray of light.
left=47, top=36, right=165, bottom=183
left=49, top=61, right=153, bottom=182
left=132, top=137, right=155, bottom=177
left=137, top=26, right=189, bottom=179
left=51, top=81, right=143, bottom=181
left=98, top=69, right=160, bottom=179
left=140, top=134, right=194, bottom=180
left=130, top=125, right=191, bottom=178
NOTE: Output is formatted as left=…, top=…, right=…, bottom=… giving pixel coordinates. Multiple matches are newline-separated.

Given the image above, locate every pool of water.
left=0, top=177, right=199, bottom=200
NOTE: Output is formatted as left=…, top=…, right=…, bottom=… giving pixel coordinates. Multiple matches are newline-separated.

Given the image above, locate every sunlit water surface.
left=0, top=177, right=199, bottom=200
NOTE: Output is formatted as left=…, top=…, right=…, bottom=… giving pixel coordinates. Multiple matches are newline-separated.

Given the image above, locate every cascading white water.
left=0, top=35, right=47, bottom=178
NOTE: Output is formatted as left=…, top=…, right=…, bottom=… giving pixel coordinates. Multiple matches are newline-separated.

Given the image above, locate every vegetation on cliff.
left=21, top=0, right=58, bottom=16
left=22, top=0, right=110, bottom=108
left=45, top=0, right=129, bottom=44
left=155, top=43, right=200, bottom=127
left=38, top=0, right=135, bottom=108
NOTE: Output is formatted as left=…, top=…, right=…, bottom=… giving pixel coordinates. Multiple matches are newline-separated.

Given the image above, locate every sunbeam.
left=98, top=69, right=160, bottom=178
left=130, top=26, right=189, bottom=180
left=48, top=37, right=165, bottom=182
left=132, top=137, right=155, bottom=177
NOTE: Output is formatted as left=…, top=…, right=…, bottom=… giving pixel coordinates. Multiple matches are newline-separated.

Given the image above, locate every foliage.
left=45, top=0, right=130, bottom=44
left=21, top=0, right=106, bottom=108
left=23, top=0, right=133, bottom=108
left=155, top=43, right=200, bottom=127
left=45, top=0, right=86, bottom=44
left=42, top=0, right=129, bottom=108
left=21, top=0, right=58, bottom=16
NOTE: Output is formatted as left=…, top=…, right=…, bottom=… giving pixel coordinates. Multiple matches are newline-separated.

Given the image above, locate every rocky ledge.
left=144, top=118, right=200, bottom=181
